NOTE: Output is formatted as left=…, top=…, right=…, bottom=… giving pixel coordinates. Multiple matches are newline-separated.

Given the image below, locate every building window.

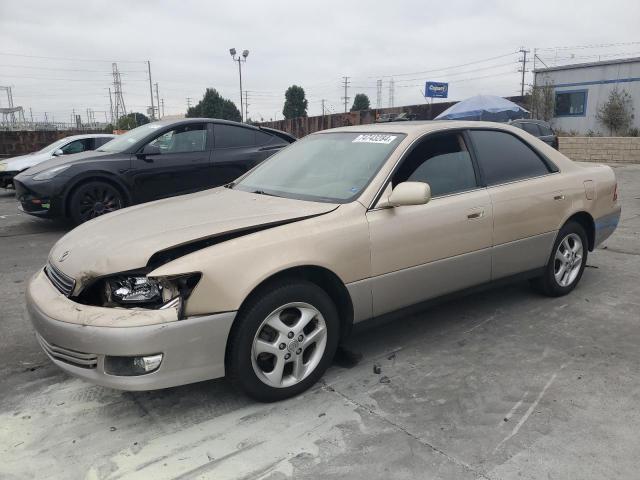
left=555, top=90, right=587, bottom=117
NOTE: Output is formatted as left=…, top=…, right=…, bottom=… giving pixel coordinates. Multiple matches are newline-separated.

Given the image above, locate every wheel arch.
left=562, top=211, right=595, bottom=251
left=63, top=174, right=132, bottom=218
left=235, top=265, right=355, bottom=343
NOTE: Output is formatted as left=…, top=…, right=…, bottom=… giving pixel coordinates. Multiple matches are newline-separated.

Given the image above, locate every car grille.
left=36, top=334, right=98, bottom=369
left=44, top=262, right=75, bottom=297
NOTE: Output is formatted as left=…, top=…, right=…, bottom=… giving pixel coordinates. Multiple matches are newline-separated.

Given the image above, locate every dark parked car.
left=13, top=119, right=295, bottom=224
left=509, top=119, right=559, bottom=149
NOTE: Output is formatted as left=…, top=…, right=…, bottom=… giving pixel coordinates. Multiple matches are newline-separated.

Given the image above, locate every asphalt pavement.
left=1, top=164, right=639, bottom=480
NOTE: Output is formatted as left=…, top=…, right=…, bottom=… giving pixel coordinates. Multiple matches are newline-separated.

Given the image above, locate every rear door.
left=131, top=123, right=212, bottom=202
left=212, top=124, right=287, bottom=185
left=467, top=129, right=568, bottom=279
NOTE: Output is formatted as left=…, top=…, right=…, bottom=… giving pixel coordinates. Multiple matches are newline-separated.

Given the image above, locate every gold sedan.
left=26, top=121, right=620, bottom=401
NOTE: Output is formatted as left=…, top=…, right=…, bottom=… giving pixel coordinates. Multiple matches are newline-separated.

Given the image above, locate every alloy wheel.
left=78, top=185, right=122, bottom=221
left=554, top=233, right=583, bottom=287
left=251, top=302, right=327, bottom=389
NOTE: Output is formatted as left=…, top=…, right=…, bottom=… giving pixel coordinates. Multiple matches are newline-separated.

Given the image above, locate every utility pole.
left=186, top=97, right=192, bottom=111
left=341, top=76, right=351, bottom=113
left=161, top=98, right=165, bottom=118
left=376, top=79, right=383, bottom=108
left=154, top=82, right=160, bottom=120
left=518, top=47, right=529, bottom=97
left=388, top=78, right=395, bottom=108
left=147, top=61, right=155, bottom=121
left=244, top=90, right=249, bottom=122
left=229, top=48, right=249, bottom=122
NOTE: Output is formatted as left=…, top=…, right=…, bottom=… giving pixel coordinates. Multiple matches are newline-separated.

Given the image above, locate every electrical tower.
left=154, top=83, right=160, bottom=120
left=376, top=79, right=383, bottom=108
left=111, top=63, right=127, bottom=125
left=388, top=78, right=395, bottom=108
left=518, top=47, right=530, bottom=97
left=341, top=76, right=351, bottom=113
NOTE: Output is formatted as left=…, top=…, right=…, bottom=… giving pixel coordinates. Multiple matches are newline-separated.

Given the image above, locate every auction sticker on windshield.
left=352, top=134, right=398, bottom=144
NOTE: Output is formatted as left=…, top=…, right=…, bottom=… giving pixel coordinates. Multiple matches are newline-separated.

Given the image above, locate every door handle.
left=553, top=194, right=565, bottom=200
left=467, top=209, right=485, bottom=220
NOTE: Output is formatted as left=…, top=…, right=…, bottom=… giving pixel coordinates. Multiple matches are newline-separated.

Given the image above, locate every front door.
left=366, top=131, right=493, bottom=316
left=132, top=123, right=212, bottom=203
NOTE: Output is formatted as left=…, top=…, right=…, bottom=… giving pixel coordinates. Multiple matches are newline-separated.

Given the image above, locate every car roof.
left=143, top=118, right=292, bottom=137
left=61, top=133, right=116, bottom=140
left=320, top=120, right=525, bottom=136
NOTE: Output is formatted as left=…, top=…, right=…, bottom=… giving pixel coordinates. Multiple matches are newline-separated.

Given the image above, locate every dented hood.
left=49, top=187, right=338, bottom=282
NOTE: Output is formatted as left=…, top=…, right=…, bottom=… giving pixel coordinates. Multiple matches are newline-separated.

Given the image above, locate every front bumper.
left=13, top=177, right=65, bottom=218
left=0, top=170, right=19, bottom=188
left=26, top=269, right=236, bottom=391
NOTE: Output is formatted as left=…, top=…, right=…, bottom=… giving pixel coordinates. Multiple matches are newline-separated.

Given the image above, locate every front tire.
left=532, top=221, right=588, bottom=296
left=226, top=280, right=340, bottom=402
left=69, top=180, right=124, bottom=225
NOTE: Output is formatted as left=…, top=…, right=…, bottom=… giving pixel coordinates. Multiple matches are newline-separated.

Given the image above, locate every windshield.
left=97, top=123, right=163, bottom=153
left=37, top=138, right=68, bottom=153
left=234, top=132, right=405, bottom=203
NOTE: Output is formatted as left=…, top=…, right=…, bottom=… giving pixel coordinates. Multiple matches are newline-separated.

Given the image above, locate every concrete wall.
left=535, top=59, right=640, bottom=135
left=0, top=130, right=106, bottom=158
left=261, top=96, right=526, bottom=138
left=559, top=136, right=640, bottom=164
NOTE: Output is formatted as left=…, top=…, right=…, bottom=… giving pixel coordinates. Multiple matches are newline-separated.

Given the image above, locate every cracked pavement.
left=1, top=164, right=639, bottom=479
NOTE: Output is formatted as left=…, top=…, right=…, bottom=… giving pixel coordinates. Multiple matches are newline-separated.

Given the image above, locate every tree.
left=116, top=112, right=149, bottom=130
left=283, top=85, right=308, bottom=119
left=187, top=88, right=241, bottom=122
left=527, top=79, right=555, bottom=122
left=351, top=93, right=370, bottom=112
left=596, top=89, right=634, bottom=136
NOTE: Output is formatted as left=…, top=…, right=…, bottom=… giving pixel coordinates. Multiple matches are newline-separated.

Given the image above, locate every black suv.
left=509, top=119, right=559, bottom=150
left=14, top=119, right=295, bottom=224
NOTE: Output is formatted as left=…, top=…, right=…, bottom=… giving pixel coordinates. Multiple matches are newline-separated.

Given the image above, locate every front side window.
left=234, top=132, right=405, bottom=202
left=392, top=132, right=477, bottom=197
left=61, top=139, right=91, bottom=154
left=215, top=124, right=257, bottom=148
left=555, top=91, right=587, bottom=116
left=147, top=124, right=207, bottom=154
left=468, top=130, right=550, bottom=186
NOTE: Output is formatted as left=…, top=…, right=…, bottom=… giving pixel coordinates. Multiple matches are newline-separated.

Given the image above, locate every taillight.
left=613, top=183, right=618, bottom=203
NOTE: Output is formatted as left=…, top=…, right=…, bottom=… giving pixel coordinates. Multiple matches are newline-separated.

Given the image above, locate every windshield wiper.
left=251, top=189, right=280, bottom=197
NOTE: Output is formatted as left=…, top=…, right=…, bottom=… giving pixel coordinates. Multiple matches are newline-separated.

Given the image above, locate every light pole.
left=229, top=48, right=249, bottom=122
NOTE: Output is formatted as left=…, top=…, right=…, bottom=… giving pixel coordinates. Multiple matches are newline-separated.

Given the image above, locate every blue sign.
left=425, top=81, right=448, bottom=98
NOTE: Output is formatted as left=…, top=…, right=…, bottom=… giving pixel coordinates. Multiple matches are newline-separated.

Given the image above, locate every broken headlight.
left=104, top=273, right=201, bottom=312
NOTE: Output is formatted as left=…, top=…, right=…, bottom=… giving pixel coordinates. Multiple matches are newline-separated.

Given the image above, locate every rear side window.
left=539, top=125, right=554, bottom=136
left=95, top=137, right=113, bottom=148
left=468, top=130, right=550, bottom=186
left=255, top=130, right=275, bottom=145
left=521, top=123, right=541, bottom=136
left=214, top=124, right=256, bottom=148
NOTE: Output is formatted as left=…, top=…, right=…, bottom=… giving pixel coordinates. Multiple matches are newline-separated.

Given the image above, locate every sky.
left=1, top=0, right=640, bottom=124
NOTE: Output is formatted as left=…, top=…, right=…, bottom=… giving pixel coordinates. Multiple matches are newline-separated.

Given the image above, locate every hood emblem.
left=59, top=251, right=70, bottom=262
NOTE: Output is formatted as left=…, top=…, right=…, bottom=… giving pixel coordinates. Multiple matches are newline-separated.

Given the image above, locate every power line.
left=367, top=51, right=519, bottom=78
left=0, top=52, right=145, bottom=63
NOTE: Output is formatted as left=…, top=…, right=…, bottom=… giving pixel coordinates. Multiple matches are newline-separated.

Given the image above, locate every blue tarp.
left=435, top=95, right=529, bottom=122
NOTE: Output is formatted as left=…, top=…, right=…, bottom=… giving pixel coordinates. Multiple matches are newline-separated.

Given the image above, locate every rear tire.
left=69, top=180, right=124, bottom=225
left=531, top=221, right=588, bottom=297
left=226, top=280, right=340, bottom=402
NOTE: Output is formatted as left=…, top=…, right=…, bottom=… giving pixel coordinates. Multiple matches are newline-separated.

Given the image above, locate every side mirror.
left=379, top=181, right=431, bottom=208
left=53, top=149, right=64, bottom=156
left=139, top=144, right=161, bottom=157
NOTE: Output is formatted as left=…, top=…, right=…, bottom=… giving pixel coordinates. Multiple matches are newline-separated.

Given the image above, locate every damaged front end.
left=75, top=272, right=201, bottom=319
